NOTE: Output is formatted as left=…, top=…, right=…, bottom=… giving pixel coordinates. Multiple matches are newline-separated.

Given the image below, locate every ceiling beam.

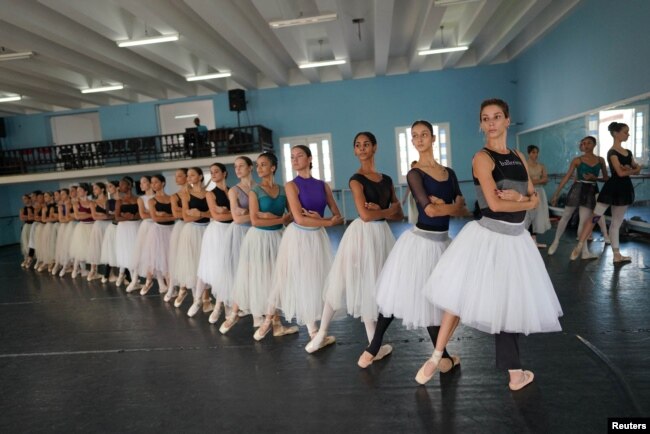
left=184, top=0, right=289, bottom=87
left=474, top=0, right=552, bottom=65
left=0, top=0, right=195, bottom=97
left=315, top=0, right=353, bottom=80
left=406, top=0, right=445, bottom=72
left=372, top=0, right=394, bottom=76
left=506, top=0, right=582, bottom=60
left=442, top=0, right=503, bottom=69
left=115, top=0, right=259, bottom=90
left=0, top=22, right=167, bottom=101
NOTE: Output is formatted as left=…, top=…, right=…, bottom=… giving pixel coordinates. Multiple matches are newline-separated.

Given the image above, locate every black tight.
left=28, top=248, right=35, bottom=258
left=366, top=313, right=451, bottom=359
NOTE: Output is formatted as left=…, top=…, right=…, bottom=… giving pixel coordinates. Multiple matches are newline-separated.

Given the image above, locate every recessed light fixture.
left=299, top=59, right=346, bottom=69
left=117, top=34, right=179, bottom=47
left=418, top=46, right=468, bottom=55
left=0, top=51, right=34, bottom=61
left=269, top=13, right=337, bottom=28
left=174, top=113, right=199, bottom=119
left=81, top=84, right=124, bottom=94
left=186, top=72, right=231, bottom=82
left=0, top=95, right=22, bottom=103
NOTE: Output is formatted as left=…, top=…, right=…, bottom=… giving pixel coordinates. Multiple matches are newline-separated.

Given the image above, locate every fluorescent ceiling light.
left=0, top=95, right=22, bottom=103
left=434, top=0, right=482, bottom=6
left=299, top=59, right=346, bottom=69
left=174, top=113, right=198, bottom=119
left=186, top=72, right=231, bottom=82
left=117, top=34, right=179, bottom=47
left=0, top=51, right=34, bottom=61
left=269, top=13, right=337, bottom=28
left=418, top=46, right=469, bottom=55
left=81, top=84, right=124, bottom=94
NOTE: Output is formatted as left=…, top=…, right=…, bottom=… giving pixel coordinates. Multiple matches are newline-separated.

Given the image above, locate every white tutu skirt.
left=86, top=220, right=110, bottom=264
left=529, top=186, right=551, bottom=234
left=56, top=221, right=77, bottom=265
left=20, top=223, right=32, bottom=256
left=38, top=222, right=58, bottom=264
left=175, top=222, right=207, bottom=289
left=270, top=224, right=332, bottom=325
left=211, top=223, right=250, bottom=304
left=132, top=219, right=154, bottom=275
left=69, top=222, right=94, bottom=262
left=197, top=221, right=231, bottom=288
left=32, top=223, right=45, bottom=260
left=323, top=219, right=395, bottom=322
left=376, top=228, right=449, bottom=329
left=28, top=221, right=39, bottom=250
left=141, top=223, right=173, bottom=275
left=424, top=219, right=563, bottom=335
left=100, top=224, right=118, bottom=267
left=115, top=221, right=141, bottom=269
left=233, top=227, right=282, bottom=317
left=167, top=220, right=185, bottom=286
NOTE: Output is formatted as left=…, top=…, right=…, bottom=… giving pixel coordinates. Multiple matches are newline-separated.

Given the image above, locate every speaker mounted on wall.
left=228, top=89, right=246, bottom=112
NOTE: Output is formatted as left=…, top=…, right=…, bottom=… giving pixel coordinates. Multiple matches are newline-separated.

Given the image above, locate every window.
left=593, top=106, right=648, bottom=164
left=394, top=122, right=451, bottom=184
left=280, top=134, right=335, bottom=188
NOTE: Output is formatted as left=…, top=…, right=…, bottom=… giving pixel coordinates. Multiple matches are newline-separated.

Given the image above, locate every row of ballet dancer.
left=17, top=99, right=638, bottom=391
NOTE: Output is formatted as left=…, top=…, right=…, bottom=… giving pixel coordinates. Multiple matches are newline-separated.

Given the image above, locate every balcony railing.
left=0, top=125, right=273, bottom=175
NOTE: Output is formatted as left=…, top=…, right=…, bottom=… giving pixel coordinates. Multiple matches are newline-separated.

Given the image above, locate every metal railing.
left=0, top=125, right=273, bottom=175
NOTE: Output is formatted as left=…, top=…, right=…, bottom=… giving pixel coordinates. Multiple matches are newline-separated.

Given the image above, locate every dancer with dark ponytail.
left=99, top=181, right=120, bottom=284
left=115, top=177, right=141, bottom=287
left=163, top=169, right=188, bottom=302
left=357, top=121, right=465, bottom=369
left=69, top=184, right=94, bottom=279
left=570, top=122, right=640, bottom=263
left=87, top=182, right=110, bottom=281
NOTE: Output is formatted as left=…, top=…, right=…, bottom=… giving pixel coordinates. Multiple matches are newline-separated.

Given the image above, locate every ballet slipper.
left=253, top=319, right=273, bottom=341
left=173, top=288, right=188, bottom=307
left=373, top=344, right=393, bottom=361
left=305, top=333, right=336, bottom=354
left=569, top=244, right=582, bottom=261
left=272, top=318, right=298, bottom=337
left=509, top=370, right=534, bottom=391
left=139, top=279, right=154, bottom=295
left=219, top=312, right=239, bottom=335
left=547, top=240, right=559, bottom=256
left=357, top=351, right=375, bottom=368
left=415, top=357, right=439, bottom=385
left=536, top=243, right=547, bottom=249
left=438, top=355, right=461, bottom=374
left=208, top=304, right=223, bottom=324
left=613, top=253, right=632, bottom=264
left=202, top=300, right=215, bottom=313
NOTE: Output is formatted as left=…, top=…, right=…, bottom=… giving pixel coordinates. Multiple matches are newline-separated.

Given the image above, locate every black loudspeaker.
left=0, top=118, right=5, bottom=138
left=228, top=89, right=246, bottom=112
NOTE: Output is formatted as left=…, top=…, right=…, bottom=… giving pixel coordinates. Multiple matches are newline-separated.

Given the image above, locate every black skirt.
left=565, top=181, right=598, bottom=209
left=597, top=177, right=634, bottom=206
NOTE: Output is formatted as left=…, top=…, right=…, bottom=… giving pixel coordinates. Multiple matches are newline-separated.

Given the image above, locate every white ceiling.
left=0, top=0, right=582, bottom=116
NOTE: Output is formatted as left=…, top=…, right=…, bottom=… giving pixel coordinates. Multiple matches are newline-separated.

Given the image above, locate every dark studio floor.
left=0, top=219, right=649, bottom=433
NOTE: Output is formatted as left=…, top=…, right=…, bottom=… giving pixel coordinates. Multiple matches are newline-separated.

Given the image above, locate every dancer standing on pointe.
left=175, top=167, right=212, bottom=314
left=258, top=145, right=344, bottom=341
left=115, top=177, right=141, bottom=287
left=19, top=194, right=34, bottom=268
left=548, top=136, right=610, bottom=255
left=212, top=157, right=255, bottom=326
left=99, top=181, right=120, bottom=284
left=570, top=122, right=640, bottom=263
left=525, top=145, right=551, bottom=247
left=416, top=99, right=562, bottom=391
left=141, top=174, right=175, bottom=295
left=163, top=169, right=188, bottom=303
left=220, top=152, right=293, bottom=335
left=356, top=120, right=466, bottom=369
left=305, top=132, right=403, bottom=355
left=196, top=163, right=233, bottom=321
left=69, top=184, right=95, bottom=279
left=126, top=176, right=154, bottom=293
left=87, top=183, right=111, bottom=281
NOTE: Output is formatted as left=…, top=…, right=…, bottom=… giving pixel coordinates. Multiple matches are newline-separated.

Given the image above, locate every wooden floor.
left=1, top=219, right=648, bottom=433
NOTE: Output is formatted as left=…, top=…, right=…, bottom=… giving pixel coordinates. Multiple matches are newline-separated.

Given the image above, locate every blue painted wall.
left=515, top=0, right=650, bottom=129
